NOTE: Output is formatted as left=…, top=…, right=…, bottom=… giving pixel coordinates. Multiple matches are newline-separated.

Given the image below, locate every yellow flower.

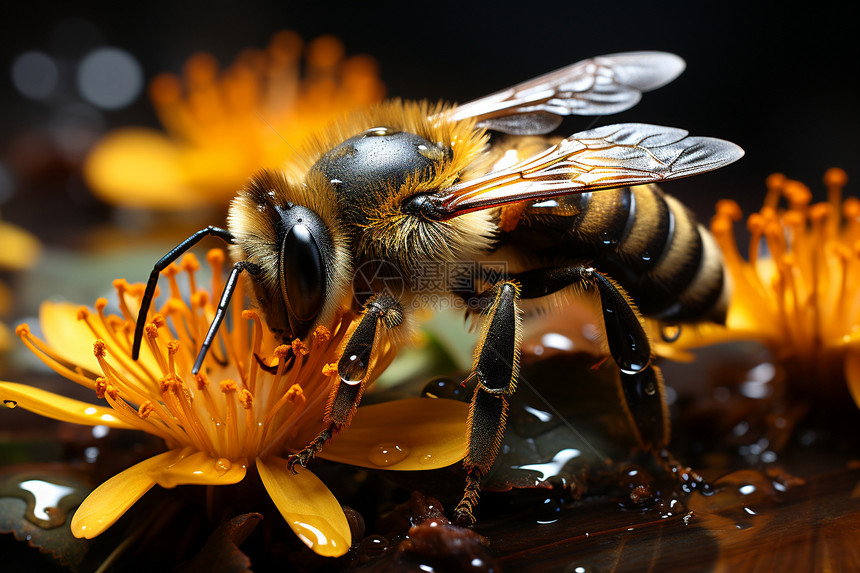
left=0, top=211, right=41, bottom=353
left=672, top=169, right=860, bottom=407
left=0, top=250, right=467, bottom=557
left=84, top=32, right=385, bottom=211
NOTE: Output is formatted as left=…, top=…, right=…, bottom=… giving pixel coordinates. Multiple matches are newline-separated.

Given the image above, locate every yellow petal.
left=39, top=301, right=104, bottom=374
left=845, top=347, right=860, bottom=410
left=39, top=301, right=161, bottom=380
left=71, top=449, right=186, bottom=538
left=0, top=220, right=40, bottom=271
left=84, top=128, right=209, bottom=210
left=0, top=381, right=133, bottom=428
left=318, top=397, right=468, bottom=470
left=256, top=456, right=350, bottom=557
left=150, top=448, right=247, bottom=488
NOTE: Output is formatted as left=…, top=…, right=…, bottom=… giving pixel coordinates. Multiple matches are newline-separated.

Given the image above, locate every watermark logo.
left=353, top=260, right=407, bottom=301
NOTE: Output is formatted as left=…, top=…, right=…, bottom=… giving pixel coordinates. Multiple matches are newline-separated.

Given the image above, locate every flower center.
left=711, top=169, right=859, bottom=378
left=17, top=250, right=400, bottom=462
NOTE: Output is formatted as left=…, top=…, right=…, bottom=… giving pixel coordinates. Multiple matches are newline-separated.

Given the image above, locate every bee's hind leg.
left=512, top=264, right=672, bottom=449
left=455, top=281, right=523, bottom=526
left=287, top=293, right=404, bottom=473
left=455, top=265, right=707, bottom=525
left=514, top=265, right=710, bottom=488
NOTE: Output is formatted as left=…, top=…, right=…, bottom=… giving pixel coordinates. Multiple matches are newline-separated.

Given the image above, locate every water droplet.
left=421, top=377, right=468, bottom=401
left=91, top=424, right=109, bottom=438
left=215, top=458, right=232, bottom=475
left=3, top=400, right=18, bottom=409
left=600, top=230, right=617, bottom=246
left=364, top=126, right=395, bottom=137
left=660, top=324, right=682, bottom=342
left=687, top=469, right=773, bottom=533
left=292, top=516, right=348, bottom=554
left=523, top=405, right=553, bottom=422
left=340, top=333, right=373, bottom=385
left=17, top=479, right=76, bottom=528
left=540, top=332, right=574, bottom=351
left=368, top=442, right=410, bottom=467
left=84, top=446, right=99, bottom=463
left=515, top=448, right=581, bottom=481
left=357, top=534, right=388, bottom=558
left=418, top=453, right=434, bottom=466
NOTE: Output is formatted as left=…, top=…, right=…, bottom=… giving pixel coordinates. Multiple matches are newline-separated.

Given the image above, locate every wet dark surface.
left=3, top=348, right=859, bottom=572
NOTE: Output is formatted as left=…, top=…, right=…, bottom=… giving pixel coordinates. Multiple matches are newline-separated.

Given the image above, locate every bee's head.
left=229, top=169, right=351, bottom=341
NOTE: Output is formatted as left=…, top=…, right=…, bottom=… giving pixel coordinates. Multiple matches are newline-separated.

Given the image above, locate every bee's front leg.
left=287, top=293, right=404, bottom=473
left=455, top=281, right=522, bottom=526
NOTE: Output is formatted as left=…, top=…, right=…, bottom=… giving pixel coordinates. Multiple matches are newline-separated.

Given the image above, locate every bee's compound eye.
left=281, top=224, right=325, bottom=322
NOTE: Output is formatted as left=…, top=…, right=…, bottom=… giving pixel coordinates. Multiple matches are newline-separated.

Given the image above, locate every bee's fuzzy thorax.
left=300, top=100, right=489, bottom=184
left=310, top=100, right=498, bottom=271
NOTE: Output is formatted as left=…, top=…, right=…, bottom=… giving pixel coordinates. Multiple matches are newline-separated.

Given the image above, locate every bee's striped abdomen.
left=507, top=184, right=727, bottom=323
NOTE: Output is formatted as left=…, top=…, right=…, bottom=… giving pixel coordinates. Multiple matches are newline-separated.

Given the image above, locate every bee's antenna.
left=133, top=226, right=234, bottom=361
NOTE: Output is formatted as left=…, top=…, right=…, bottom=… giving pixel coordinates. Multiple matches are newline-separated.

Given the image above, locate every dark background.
left=1, top=0, right=858, bottom=235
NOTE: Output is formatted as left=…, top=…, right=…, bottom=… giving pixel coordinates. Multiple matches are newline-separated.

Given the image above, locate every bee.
left=131, top=51, right=743, bottom=525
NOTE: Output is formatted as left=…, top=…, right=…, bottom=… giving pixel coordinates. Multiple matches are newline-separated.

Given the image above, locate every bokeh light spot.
left=77, top=48, right=143, bottom=110
left=11, top=51, right=59, bottom=100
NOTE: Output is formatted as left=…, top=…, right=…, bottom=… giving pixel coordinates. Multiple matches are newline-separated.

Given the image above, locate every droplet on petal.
left=215, top=458, right=232, bottom=475
left=292, top=515, right=349, bottom=555
left=367, top=443, right=410, bottom=467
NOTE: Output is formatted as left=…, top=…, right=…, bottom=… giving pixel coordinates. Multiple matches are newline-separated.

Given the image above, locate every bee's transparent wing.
left=447, top=52, right=686, bottom=135
left=434, top=123, right=743, bottom=218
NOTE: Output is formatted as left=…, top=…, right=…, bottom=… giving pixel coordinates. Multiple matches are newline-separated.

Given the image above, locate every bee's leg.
left=192, top=261, right=261, bottom=375
left=287, top=293, right=404, bottom=473
left=455, top=281, right=522, bottom=526
left=513, top=265, right=669, bottom=450
left=519, top=265, right=711, bottom=490
left=132, top=226, right=234, bottom=361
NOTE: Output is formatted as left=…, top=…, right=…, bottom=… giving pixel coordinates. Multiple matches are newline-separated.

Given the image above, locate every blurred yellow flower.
left=672, top=169, right=860, bottom=408
left=84, top=32, right=385, bottom=210
left=0, top=211, right=41, bottom=353
left=0, top=250, right=467, bottom=557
